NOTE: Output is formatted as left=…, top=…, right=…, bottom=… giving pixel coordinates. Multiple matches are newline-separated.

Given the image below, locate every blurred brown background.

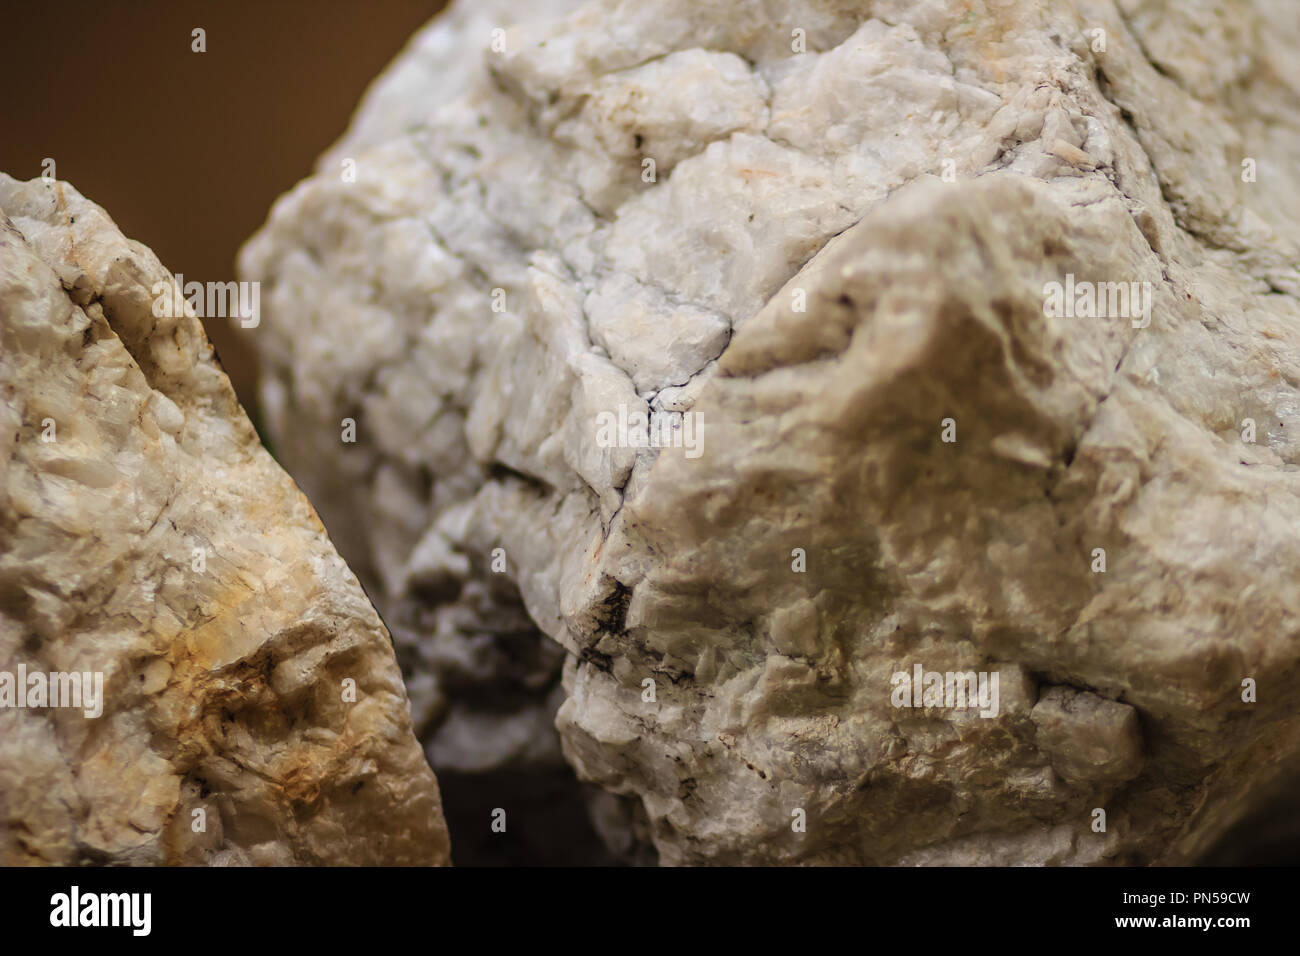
left=0, top=0, right=447, bottom=418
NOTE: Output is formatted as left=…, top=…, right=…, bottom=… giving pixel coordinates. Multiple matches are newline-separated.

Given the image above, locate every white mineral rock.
left=241, top=0, right=1300, bottom=864
left=0, top=175, right=451, bottom=865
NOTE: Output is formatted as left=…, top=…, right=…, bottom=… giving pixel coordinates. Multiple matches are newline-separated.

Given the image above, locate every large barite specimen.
left=0, top=175, right=451, bottom=865
left=241, top=0, right=1300, bottom=864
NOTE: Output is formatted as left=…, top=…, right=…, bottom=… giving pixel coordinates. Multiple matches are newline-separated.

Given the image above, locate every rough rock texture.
left=0, top=175, right=451, bottom=865
left=242, top=0, right=1300, bottom=864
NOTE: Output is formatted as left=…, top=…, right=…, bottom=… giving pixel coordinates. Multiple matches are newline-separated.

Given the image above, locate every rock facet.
left=0, top=175, right=451, bottom=866
left=241, top=0, right=1300, bottom=864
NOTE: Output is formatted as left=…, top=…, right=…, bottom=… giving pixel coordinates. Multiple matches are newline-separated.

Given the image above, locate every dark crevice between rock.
left=1196, top=767, right=1300, bottom=866
left=437, top=769, right=624, bottom=866
left=392, top=557, right=637, bottom=864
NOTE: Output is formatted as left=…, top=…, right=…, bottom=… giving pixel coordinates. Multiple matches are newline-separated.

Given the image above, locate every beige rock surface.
left=0, top=174, right=450, bottom=865
left=241, top=0, right=1300, bottom=864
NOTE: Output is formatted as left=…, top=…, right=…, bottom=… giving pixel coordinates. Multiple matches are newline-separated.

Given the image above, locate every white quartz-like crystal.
left=241, top=0, right=1300, bottom=864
